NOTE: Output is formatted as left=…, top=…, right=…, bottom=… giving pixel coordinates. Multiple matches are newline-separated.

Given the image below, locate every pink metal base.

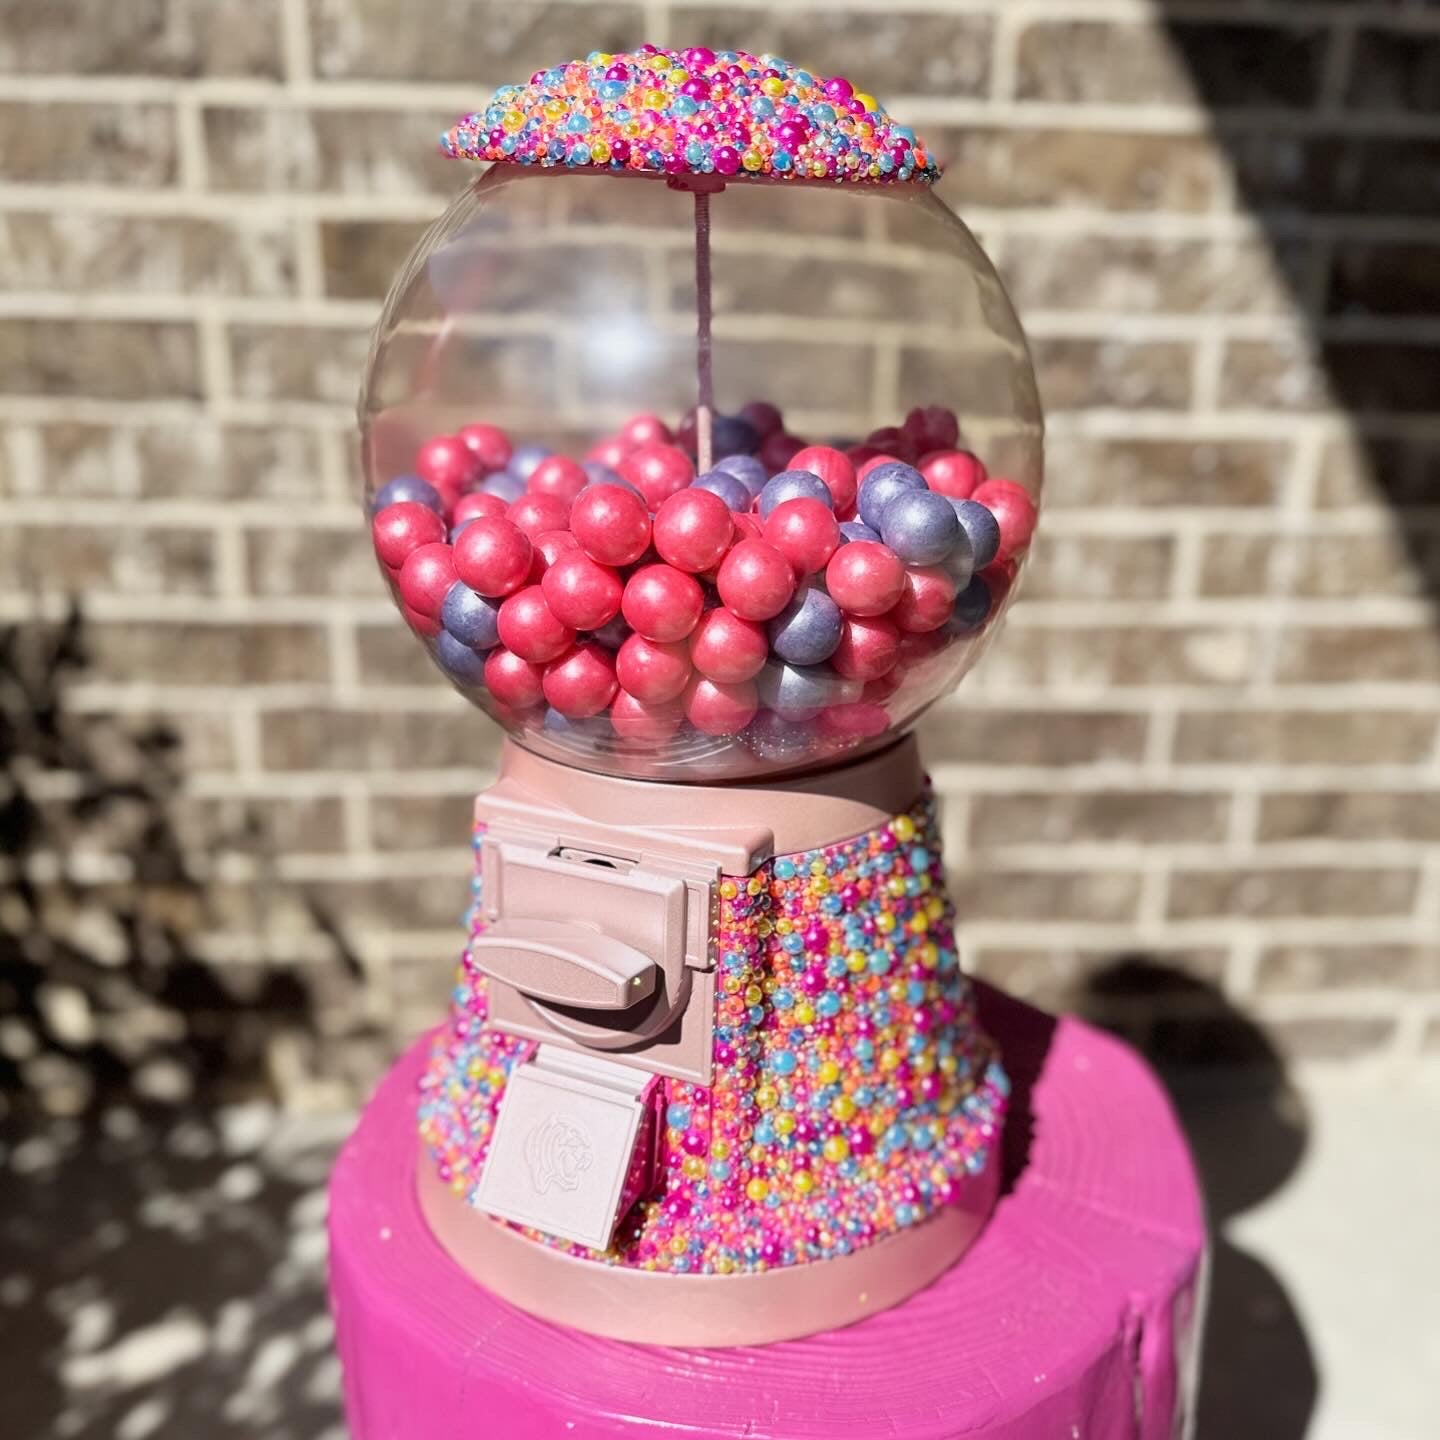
left=330, top=986, right=1207, bottom=1439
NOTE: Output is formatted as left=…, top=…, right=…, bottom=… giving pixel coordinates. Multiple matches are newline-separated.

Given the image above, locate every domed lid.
left=440, top=45, right=940, bottom=187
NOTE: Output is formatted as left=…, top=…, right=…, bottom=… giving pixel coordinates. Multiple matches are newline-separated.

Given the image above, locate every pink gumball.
left=716, top=539, right=796, bottom=621
left=760, top=431, right=805, bottom=472
left=684, top=675, right=759, bottom=736
left=402, top=603, right=440, bottom=638
left=542, top=643, right=618, bottom=718
left=397, top=542, right=456, bottom=618
left=621, top=563, right=704, bottom=643
left=616, top=633, right=692, bottom=703
left=587, top=435, right=631, bottom=470
left=763, top=497, right=840, bottom=577
left=497, top=585, right=575, bottom=663
left=912, top=405, right=961, bottom=453
left=457, top=424, right=512, bottom=474
left=527, top=455, right=588, bottom=503
left=890, top=565, right=958, bottom=634
left=731, top=511, right=764, bottom=543
left=372, top=501, right=445, bottom=570
left=454, top=516, right=533, bottom=597
left=484, top=647, right=545, bottom=709
left=865, top=426, right=916, bottom=464
left=818, top=702, right=890, bottom=742
left=825, top=541, right=905, bottom=616
left=832, top=614, right=900, bottom=682
left=611, top=689, right=682, bottom=742
left=653, top=488, right=734, bottom=573
left=530, top=528, right=579, bottom=579
left=621, top=413, right=673, bottom=450
left=921, top=449, right=987, bottom=499
left=541, top=551, right=623, bottom=631
left=453, top=491, right=509, bottom=526
left=570, top=484, right=652, bottom=567
left=415, top=435, right=478, bottom=494
left=788, top=446, right=857, bottom=515
left=619, top=443, right=694, bottom=509
left=973, top=479, right=1037, bottom=561
left=689, top=606, right=769, bottom=684
left=508, top=491, right=571, bottom=541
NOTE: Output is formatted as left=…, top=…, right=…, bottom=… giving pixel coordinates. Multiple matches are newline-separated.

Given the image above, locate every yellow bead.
left=793, top=1170, right=814, bottom=1194
left=892, top=815, right=916, bottom=842
left=501, top=109, right=524, bottom=133
left=775, top=917, right=792, bottom=935
left=542, top=99, right=565, bottom=121
left=793, top=1002, right=815, bottom=1025
left=683, top=1156, right=706, bottom=1179
left=651, top=54, right=672, bottom=71
left=817, top=1060, right=841, bottom=1085
left=822, top=1135, right=850, bottom=1164
left=746, top=1178, right=769, bottom=1202
left=880, top=1047, right=902, bottom=1072
left=720, top=879, right=737, bottom=899
left=913, top=912, right=930, bottom=933
left=742, top=149, right=763, bottom=172
left=774, top=1112, right=795, bottom=1136
left=757, top=1084, right=778, bottom=1110
left=744, top=984, right=762, bottom=1006
left=855, top=91, right=878, bottom=111
left=887, top=876, right=907, bottom=898
left=711, top=1138, right=731, bottom=1159
left=762, top=76, right=786, bottom=97
left=669, top=1234, right=687, bottom=1255
left=832, top=1095, right=856, bottom=1123
left=846, top=950, right=867, bottom=973
left=643, top=88, right=667, bottom=109
left=715, top=1255, right=734, bottom=1275
left=940, top=1054, right=958, bottom=1075
left=876, top=912, right=895, bottom=933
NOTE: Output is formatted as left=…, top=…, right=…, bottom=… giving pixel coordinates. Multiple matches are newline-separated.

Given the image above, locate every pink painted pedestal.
left=329, top=986, right=1207, bottom=1439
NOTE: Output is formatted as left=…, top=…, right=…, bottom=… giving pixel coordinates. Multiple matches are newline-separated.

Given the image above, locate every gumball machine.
left=349, top=44, right=1044, bottom=1355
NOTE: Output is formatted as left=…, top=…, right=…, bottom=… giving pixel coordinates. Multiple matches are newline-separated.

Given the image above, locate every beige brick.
left=84, top=708, right=236, bottom=771
left=356, top=621, right=449, bottom=687
left=986, top=625, right=1256, bottom=689
left=1197, top=532, right=1277, bottom=598
left=260, top=707, right=501, bottom=771
left=227, top=323, right=382, bottom=406
left=1168, top=866, right=1419, bottom=920
left=1316, top=432, right=1437, bottom=510
left=1021, top=535, right=1175, bottom=602
left=1265, top=1016, right=1398, bottom=1062
left=971, top=945, right=1227, bottom=1014
left=1258, top=790, right=1440, bottom=843
left=0, top=101, right=177, bottom=186
left=971, top=790, right=1230, bottom=847
left=175, top=794, right=348, bottom=856
left=1219, top=336, right=1330, bottom=411
left=308, top=875, right=466, bottom=932
left=0, top=524, right=213, bottom=597
left=370, top=793, right=475, bottom=850
left=245, top=527, right=386, bottom=600
left=0, top=320, right=199, bottom=400
left=952, top=867, right=1143, bottom=924
left=87, top=622, right=329, bottom=685
left=1275, top=626, right=1440, bottom=685
left=1175, top=709, right=1436, bottom=766
left=0, top=0, right=283, bottom=76
left=1047, top=437, right=1289, bottom=509
left=897, top=345, right=1037, bottom=422
left=1256, top=945, right=1440, bottom=993
left=917, top=708, right=1147, bottom=766
left=1031, top=338, right=1193, bottom=412
left=1288, top=530, right=1440, bottom=600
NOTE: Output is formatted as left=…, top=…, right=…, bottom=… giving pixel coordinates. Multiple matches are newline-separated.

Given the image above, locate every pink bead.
left=652, top=488, right=734, bottom=573
left=615, top=633, right=692, bottom=703
left=825, top=541, right=905, bottom=616
left=415, top=435, right=479, bottom=494
left=619, top=443, right=694, bottom=510
left=372, top=501, right=445, bottom=570
left=397, top=542, right=456, bottom=618
left=453, top=516, right=533, bottom=598
left=452, top=491, right=509, bottom=526
left=832, top=614, right=900, bottom=681
left=973, top=479, right=1038, bottom=560
left=507, top=491, right=571, bottom=541
left=920, top=449, right=987, bottom=499
left=763, top=497, right=840, bottom=577
left=621, top=564, right=704, bottom=643
left=715, top=539, right=796, bottom=621
left=610, top=689, right=682, bottom=742
left=570, top=484, right=652, bottom=567
left=484, top=647, right=545, bottom=709
left=684, top=675, right=758, bottom=736
left=457, top=423, right=512, bottom=474
left=497, top=586, right=575, bottom=663
left=713, top=146, right=740, bottom=175
left=759, top=431, right=805, bottom=472
left=542, top=643, right=618, bottom=719
left=890, top=565, right=958, bottom=633
left=527, top=455, right=588, bottom=503
left=688, top=606, right=769, bottom=684
left=540, top=550, right=623, bottom=630
left=787, top=446, right=857, bottom=515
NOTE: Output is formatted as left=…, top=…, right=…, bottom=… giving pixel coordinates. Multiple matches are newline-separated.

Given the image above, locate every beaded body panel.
left=418, top=787, right=1006, bottom=1276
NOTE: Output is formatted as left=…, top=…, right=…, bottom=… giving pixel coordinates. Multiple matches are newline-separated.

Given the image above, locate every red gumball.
left=818, top=702, right=890, bottom=742
left=689, top=606, right=769, bottom=684
left=415, top=435, right=478, bottom=494
left=452, top=491, right=509, bottom=527
left=528, top=455, right=588, bottom=503
left=508, top=491, right=571, bottom=541
left=731, top=511, right=764, bottom=542
left=611, top=689, right=683, bottom=743
left=788, top=446, right=857, bottom=515
left=857, top=452, right=902, bottom=483
left=973, top=479, right=1037, bottom=561
left=570, top=484, right=652, bottom=566
left=587, top=434, right=631, bottom=470
left=920, top=449, right=987, bottom=499
left=763, top=497, right=840, bottom=577
left=684, top=675, right=759, bottom=736
left=621, top=564, right=704, bottom=643
left=542, top=644, right=618, bottom=719
left=621, top=413, right=673, bottom=449
left=760, top=431, right=805, bottom=472
left=541, top=551, right=623, bottom=630
left=832, top=614, right=901, bottom=682
left=904, top=405, right=961, bottom=455
left=530, top=528, right=579, bottom=578
left=372, top=501, right=445, bottom=570
left=397, top=542, right=456, bottom=618
left=619, top=443, right=694, bottom=509
left=497, top=585, right=575, bottom=663
left=402, top=603, right=440, bottom=638
left=739, top=400, right=783, bottom=439
left=615, top=633, right=692, bottom=703
left=716, top=540, right=796, bottom=622
left=457, top=423, right=512, bottom=474
left=890, top=565, right=958, bottom=633
left=484, top=647, right=545, bottom=709
left=825, top=541, right=905, bottom=616
left=453, top=516, right=533, bottom=597
left=979, top=559, right=1016, bottom=610
left=653, top=488, right=734, bottom=573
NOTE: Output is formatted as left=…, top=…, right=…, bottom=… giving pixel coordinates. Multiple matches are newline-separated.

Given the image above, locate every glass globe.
left=361, top=160, right=1042, bottom=782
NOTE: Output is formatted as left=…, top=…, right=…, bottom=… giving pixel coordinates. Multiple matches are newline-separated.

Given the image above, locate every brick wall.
left=3, top=0, right=1438, bottom=1108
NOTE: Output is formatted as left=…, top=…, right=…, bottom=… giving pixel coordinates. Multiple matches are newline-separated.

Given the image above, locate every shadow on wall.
left=1075, top=957, right=1318, bottom=1440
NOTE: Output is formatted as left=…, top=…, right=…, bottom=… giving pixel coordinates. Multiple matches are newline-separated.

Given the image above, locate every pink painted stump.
left=329, top=986, right=1207, bottom=1439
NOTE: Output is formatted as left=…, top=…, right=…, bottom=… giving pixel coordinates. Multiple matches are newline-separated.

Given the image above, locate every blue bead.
left=838, top=519, right=880, bottom=545
left=880, top=488, right=962, bottom=565
left=857, top=461, right=926, bottom=529
left=509, top=444, right=551, bottom=480
left=948, top=574, right=993, bottom=633
left=435, top=630, right=487, bottom=686
left=711, top=414, right=760, bottom=459
left=481, top=471, right=525, bottom=502
left=713, top=453, right=767, bottom=497
left=692, top=470, right=752, bottom=512
left=768, top=586, right=842, bottom=666
left=373, top=474, right=444, bottom=515
left=759, top=468, right=833, bottom=517
left=950, top=499, right=1000, bottom=569
left=441, top=581, right=500, bottom=651
left=772, top=1049, right=798, bottom=1076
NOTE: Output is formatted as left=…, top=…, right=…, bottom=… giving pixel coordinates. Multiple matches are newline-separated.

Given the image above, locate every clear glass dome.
left=361, top=165, right=1043, bottom=781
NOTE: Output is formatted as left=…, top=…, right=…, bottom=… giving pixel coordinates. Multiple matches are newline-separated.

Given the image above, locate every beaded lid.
left=440, top=45, right=940, bottom=186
